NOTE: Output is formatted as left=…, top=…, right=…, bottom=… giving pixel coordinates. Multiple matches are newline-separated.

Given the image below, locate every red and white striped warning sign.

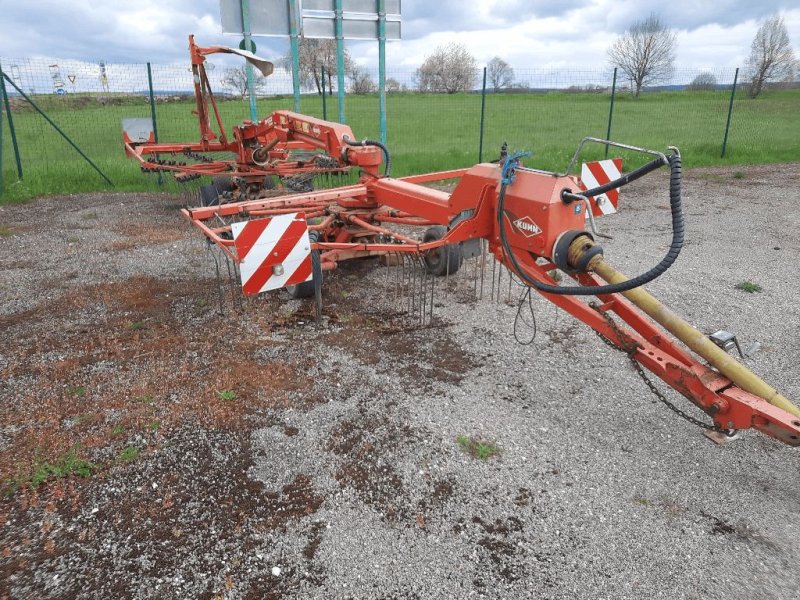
left=579, top=158, right=623, bottom=217
left=231, top=212, right=313, bottom=295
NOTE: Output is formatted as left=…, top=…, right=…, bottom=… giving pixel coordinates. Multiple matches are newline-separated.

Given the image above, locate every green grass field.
left=1, top=88, right=798, bottom=203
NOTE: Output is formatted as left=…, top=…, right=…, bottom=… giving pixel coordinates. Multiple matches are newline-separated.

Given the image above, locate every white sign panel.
left=220, top=0, right=401, bottom=40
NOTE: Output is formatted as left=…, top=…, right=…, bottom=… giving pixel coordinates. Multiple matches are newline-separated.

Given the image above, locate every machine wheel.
left=422, top=225, right=462, bottom=276
left=287, top=232, right=322, bottom=299
left=199, top=177, right=234, bottom=207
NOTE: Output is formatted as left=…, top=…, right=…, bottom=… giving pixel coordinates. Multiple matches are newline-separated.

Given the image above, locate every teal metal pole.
left=0, top=64, right=23, bottom=179
left=288, top=0, right=301, bottom=112
left=335, top=0, right=346, bottom=123
left=377, top=0, right=387, bottom=146
left=721, top=67, right=739, bottom=159
left=605, top=67, right=617, bottom=158
left=478, top=67, right=487, bottom=162
left=240, top=0, right=258, bottom=121
left=2, top=72, right=113, bottom=185
left=321, top=65, right=327, bottom=120
left=146, top=62, right=163, bottom=186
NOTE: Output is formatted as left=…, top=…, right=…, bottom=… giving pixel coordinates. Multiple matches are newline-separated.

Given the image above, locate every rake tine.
left=507, top=265, right=513, bottom=303
left=417, top=254, right=426, bottom=326
left=479, top=239, right=486, bottom=301
left=209, top=245, right=225, bottom=315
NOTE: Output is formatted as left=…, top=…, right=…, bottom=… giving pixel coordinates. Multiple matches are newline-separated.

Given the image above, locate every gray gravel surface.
left=1, top=164, right=799, bottom=599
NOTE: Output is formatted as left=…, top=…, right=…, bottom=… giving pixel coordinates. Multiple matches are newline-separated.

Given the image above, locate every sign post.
left=377, top=0, right=386, bottom=144
left=240, top=0, right=259, bottom=121
left=288, top=0, right=302, bottom=112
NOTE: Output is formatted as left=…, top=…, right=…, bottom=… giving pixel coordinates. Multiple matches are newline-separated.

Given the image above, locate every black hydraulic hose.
left=561, top=155, right=667, bottom=204
left=343, top=137, right=392, bottom=177
left=500, top=151, right=684, bottom=296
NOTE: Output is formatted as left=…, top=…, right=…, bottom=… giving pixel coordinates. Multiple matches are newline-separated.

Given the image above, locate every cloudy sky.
left=1, top=0, right=798, bottom=73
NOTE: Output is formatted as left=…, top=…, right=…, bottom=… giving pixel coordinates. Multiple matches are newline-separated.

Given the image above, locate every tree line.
left=221, top=13, right=797, bottom=99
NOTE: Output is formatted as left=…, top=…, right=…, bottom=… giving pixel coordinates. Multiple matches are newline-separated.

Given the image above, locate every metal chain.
left=590, top=303, right=721, bottom=432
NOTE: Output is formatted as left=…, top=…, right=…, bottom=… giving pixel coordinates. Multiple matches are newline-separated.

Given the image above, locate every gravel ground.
left=0, top=163, right=799, bottom=599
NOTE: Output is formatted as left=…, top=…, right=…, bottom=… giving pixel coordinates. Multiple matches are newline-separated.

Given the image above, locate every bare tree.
left=416, top=43, right=477, bottom=93
left=746, top=14, right=796, bottom=98
left=220, top=65, right=266, bottom=99
left=487, top=56, right=514, bottom=92
left=386, top=78, right=401, bottom=93
left=347, top=64, right=376, bottom=94
left=281, top=39, right=353, bottom=95
left=687, top=72, right=718, bottom=91
left=607, top=14, right=677, bottom=97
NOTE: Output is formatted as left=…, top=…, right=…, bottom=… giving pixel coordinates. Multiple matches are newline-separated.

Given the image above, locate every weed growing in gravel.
left=111, top=424, right=125, bottom=436
left=82, top=212, right=99, bottom=219
left=136, top=395, right=155, bottom=404
left=0, top=226, right=13, bottom=236
left=119, top=446, right=140, bottom=462
left=735, top=281, right=763, bottom=293
left=128, top=321, right=145, bottom=331
left=67, top=236, right=80, bottom=244
left=217, top=390, right=237, bottom=401
left=733, top=171, right=746, bottom=179
left=456, top=436, right=502, bottom=460
left=68, top=385, right=86, bottom=397
left=29, top=447, right=97, bottom=489
left=547, top=269, right=563, bottom=283
left=145, top=421, right=160, bottom=431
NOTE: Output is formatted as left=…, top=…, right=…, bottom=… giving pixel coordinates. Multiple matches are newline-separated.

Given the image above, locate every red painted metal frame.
left=183, top=155, right=800, bottom=447
left=123, top=36, right=383, bottom=184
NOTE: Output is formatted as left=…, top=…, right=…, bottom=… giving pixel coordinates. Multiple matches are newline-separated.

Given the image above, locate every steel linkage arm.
left=501, top=240, right=800, bottom=447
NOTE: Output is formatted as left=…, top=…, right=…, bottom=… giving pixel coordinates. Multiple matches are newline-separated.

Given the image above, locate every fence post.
left=478, top=66, right=487, bottom=163
left=2, top=72, right=113, bottom=186
left=146, top=62, right=163, bottom=186
left=721, top=67, right=739, bottom=159
left=321, top=66, right=327, bottom=120
left=0, top=63, right=23, bottom=179
left=0, top=76, right=4, bottom=196
left=605, top=67, right=617, bottom=158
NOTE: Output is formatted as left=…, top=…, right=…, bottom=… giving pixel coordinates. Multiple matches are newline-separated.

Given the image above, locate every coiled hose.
left=343, top=137, right=392, bottom=177
left=499, top=150, right=684, bottom=296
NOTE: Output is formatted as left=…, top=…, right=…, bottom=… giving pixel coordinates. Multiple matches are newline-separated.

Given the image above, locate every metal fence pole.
left=288, top=0, right=301, bottom=112
left=478, top=66, right=487, bottom=163
left=377, top=0, right=387, bottom=146
left=0, top=64, right=23, bottom=179
left=240, top=0, right=259, bottom=121
left=605, top=67, right=617, bottom=158
left=335, top=0, right=346, bottom=123
left=2, top=72, right=113, bottom=186
left=146, top=62, right=163, bottom=186
left=721, top=67, right=739, bottom=159
left=321, top=66, right=327, bottom=120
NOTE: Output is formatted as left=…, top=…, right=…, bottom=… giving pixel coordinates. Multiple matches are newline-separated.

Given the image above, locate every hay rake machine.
left=123, top=36, right=383, bottom=204
left=183, top=126, right=800, bottom=448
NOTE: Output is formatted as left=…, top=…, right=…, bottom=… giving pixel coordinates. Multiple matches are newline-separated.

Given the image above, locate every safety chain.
left=589, top=302, right=721, bottom=433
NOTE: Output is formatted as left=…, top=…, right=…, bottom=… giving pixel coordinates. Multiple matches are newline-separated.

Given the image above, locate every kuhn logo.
left=512, top=216, right=542, bottom=237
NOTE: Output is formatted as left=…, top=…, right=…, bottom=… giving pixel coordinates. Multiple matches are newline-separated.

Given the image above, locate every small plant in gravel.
left=547, top=269, right=563, bottom=283
left=456, top=436, right=502, bottom=460
left=145, top=421, right=160, bottom=431
left=67, top=236, right=80, bottom=244
left=0, top=226, right=14, bottom=237
left=136, top=394, right=155, bottom=404
left=735, top=281, right=762, bottom=293
left=128, top=321, right=145, bottom=331
left=217, top=389, right=237, bottom=401
left=82, top=212, right=99, bottom=219
left=68, top=385, right=86, bottom=397
left=111, top=424, right=125, bottom=436
left=30, top=447, right=97, bottom=489
left=733, top=171, right=745, bottom=179
left=118, top=446, right=140, bottom=462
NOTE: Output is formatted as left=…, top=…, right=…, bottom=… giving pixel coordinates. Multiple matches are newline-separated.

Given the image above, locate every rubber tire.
left=423, top=225, right=462, bottom=276
left=287, top=232, right=322, bottom=299
left=199, top=177, right=234, bottom=207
